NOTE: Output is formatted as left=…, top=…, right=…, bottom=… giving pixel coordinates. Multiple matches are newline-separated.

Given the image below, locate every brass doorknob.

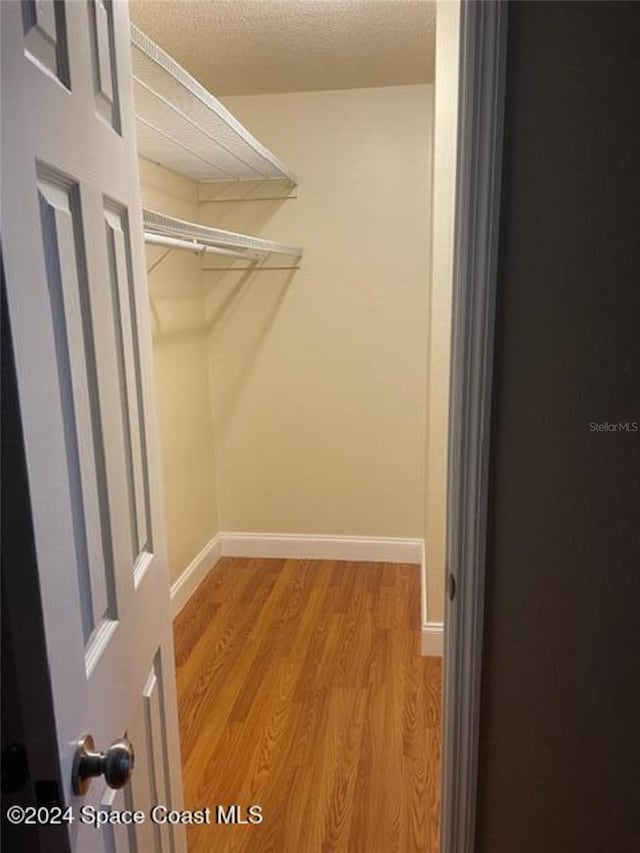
left=72, top=734, right=135, bottom=796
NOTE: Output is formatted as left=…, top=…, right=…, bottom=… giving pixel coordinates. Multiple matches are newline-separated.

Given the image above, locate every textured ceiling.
left=129, top=1, right=435, bottom=96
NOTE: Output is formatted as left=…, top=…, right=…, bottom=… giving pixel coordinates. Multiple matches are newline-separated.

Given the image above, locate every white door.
left=1, top=2, right=185, bottom=850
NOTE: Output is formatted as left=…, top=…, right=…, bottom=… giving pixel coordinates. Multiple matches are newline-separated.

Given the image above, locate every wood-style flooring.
left=174, top=557, right=442, bottom=852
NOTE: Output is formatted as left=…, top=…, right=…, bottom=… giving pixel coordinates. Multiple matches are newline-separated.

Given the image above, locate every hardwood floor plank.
left=178, top=565, right=280, bottom=766
left=323, top=688, right=368, bottom=851
left=174, top=558, right=442, bottom=852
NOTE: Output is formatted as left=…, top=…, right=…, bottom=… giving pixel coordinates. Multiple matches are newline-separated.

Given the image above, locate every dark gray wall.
left=1, top=274, right=67, bottom=852
left=477, top=3, right=640, bottom=852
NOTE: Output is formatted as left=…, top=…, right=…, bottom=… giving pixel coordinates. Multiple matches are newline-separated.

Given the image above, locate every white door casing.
left=441, top=2, right=507, bottom=852
left=1, top=2, right=185, bottom=850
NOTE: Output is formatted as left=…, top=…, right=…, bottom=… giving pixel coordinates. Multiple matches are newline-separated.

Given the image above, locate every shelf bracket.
left=146, top=246, right=174, bottom=275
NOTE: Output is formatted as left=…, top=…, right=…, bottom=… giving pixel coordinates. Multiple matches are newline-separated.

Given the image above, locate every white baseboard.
left=170, top=532, right=424, bottom=620
left=419, top=542, right=444, bottom=656
left=420, top=540, right=428, bottom=626
left=421, top=622, right=444, bottom=657
left=218, top=532, right=423, bottom=564
left=170, top=535, right=221, bottom=618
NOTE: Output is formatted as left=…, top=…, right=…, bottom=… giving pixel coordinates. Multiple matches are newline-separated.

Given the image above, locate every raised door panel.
left=103, top=203, right=154, bottom=588
left=88, top=0, right=121, bottom=132
left=126, top=650, right=176, bottom=853
left=22, top=0, right=70, bottom=87
left=36, top=168, right=117, bottom=662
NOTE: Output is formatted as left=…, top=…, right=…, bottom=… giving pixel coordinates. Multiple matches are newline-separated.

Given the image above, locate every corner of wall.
left=139, top=159, right=220, bottom=586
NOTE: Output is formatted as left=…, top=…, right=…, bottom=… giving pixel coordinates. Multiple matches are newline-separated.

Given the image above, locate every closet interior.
left=128, top=1, right=456, bottom=847
left=132, top=24, right=303, bottom=267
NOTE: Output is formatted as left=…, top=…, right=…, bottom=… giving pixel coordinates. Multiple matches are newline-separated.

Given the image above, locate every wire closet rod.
left=144, top=232, right=257, bottom=260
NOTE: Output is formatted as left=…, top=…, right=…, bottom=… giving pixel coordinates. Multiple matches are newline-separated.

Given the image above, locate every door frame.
left=440, top=2, right=508, bottom=852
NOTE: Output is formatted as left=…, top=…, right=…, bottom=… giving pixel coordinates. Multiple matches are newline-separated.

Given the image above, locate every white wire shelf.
left=143, top=209, right=303, bottom=267
left=131, top=25, right=297, bottom=186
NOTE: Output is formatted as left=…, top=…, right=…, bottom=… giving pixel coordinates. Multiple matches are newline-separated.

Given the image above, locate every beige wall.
left=140, top=160, right=218, bottom=584
left=201, top=85, right=433, bottom=537
left=425, top=0, right=460, bottom=623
